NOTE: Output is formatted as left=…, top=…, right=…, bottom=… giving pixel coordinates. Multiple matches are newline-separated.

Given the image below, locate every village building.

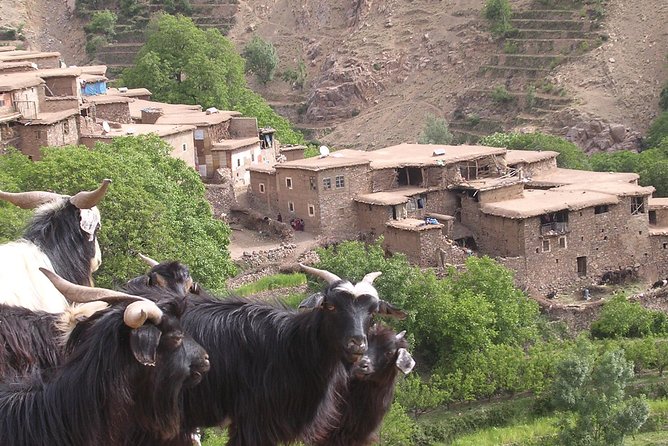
left=248, top=143, right=668, bottom=296
left=0, top=50, right=61, bottom=69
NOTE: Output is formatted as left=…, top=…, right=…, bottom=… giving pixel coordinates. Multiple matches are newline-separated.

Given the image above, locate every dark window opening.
left=595, top=205, right=609, bottom=214
left=397, top=167, right=424, bottom=186
left=649, top=210, right=657, bottom=224
left=632, top=197, right=645, bottom=215
left=540, top=210, right=569, bottom=235
left=459, top=161, right=478, bottom=180
left=309, top=176, right=317, bottom=191
left=392, top=206, right=397, bottom=220
left=577, top=256, right=587, bottom=277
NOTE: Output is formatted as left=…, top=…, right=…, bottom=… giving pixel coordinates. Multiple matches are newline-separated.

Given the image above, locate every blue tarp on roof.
left=82, top=81, right=107, bottom=96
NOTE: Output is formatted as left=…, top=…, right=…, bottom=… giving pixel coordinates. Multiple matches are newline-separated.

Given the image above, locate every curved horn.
left=0, top=190, right=64, bottom=209
left=138, top=253, right=160, bottom=267
left=123, top=300, right=163, bottom=328
left=69, top=179, right=112, bottom=209
left=396, top=330, right=407, bottom=340
left=299, top=263, right=342, bottom=285
left=362, top=271, right=382, bottom=284
left=40, top=268, right=140, bottom=303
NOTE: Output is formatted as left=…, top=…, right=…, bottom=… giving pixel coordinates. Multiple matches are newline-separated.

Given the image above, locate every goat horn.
left=123, top=300, right=163, bottom=328
left=0, top=190, right=64, bottom=209
left=299, top=263, right=342, bottom=285
left=40, top=268, right=139, bottom=303
left=138, top=253, right=160, bottom=267
left=69, top=179, right=111, bottom=209
left=362, top=271, right=382, bottom=284
left=396, top=330, right=406, bottom=340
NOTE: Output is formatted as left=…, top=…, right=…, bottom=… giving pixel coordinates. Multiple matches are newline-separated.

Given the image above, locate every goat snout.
left=346, top=336, right=368, bottom=358
left=352, top=356, right=374, bottom=378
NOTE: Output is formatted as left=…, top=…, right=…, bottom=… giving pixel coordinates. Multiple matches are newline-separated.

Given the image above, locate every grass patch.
left=445, top=416, right=557, bottom=446
left=233, top=273, right=306, bottom=297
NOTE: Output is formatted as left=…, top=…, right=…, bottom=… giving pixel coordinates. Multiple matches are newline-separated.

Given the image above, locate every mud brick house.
left=248, top=143, right=668, bottom=295
left=0, top=50, right=61, bottom=69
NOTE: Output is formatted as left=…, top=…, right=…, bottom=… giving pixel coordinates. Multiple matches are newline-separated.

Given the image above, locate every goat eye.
left=325, top=304, right=336, bottom=311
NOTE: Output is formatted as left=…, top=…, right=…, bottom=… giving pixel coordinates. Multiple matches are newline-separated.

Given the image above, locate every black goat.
left=122, top=263, right=406, bottom=446
left=314, top=324, right=415, bottom=446
left=0, top=179, right=111, bottom=313
left=131, top=253, right=200, bottom=296
left=0, top=270, right=210, bottom=446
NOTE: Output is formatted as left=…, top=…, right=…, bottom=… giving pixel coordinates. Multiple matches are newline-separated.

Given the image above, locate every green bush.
left=503, top=40, right=519, bottom=54
left=660, top=81, right=668, bottom=111
left=418, top=114, right=453, bottom=144
left=646, top=111, right=668, bottom=149
left=591, top=295, right=668, bottom=339
left=279, top=60, right=307, bottom=89
left=85, top=35, right=108, bottom=56
left=490, top=85, right=514, bottom=104
left=483, top=0, right=515, bottom=37
left=242, top=35, right=279, bottom=85
left=84, top=10, right=117, bottom=38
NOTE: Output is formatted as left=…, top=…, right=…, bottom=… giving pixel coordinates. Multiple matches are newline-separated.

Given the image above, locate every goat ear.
left=378, top=300, right=407, bottom=320
left=396, top=348, right=415, bottom=374
left=298, top=292, right=325, bottom=310
left=130, top=325, right=162, bottom=366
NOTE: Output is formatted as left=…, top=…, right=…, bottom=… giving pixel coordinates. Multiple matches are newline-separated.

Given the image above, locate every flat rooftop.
left=0, top=72, right=43, bottom=92
left=649, top=198, right=668, bottom=210
left=528, top=168, right=639, bottom=187
left=278, top=144, right=506, bottom=172
left=212, top=137, right=259, bottom=151
left=505, top=149, right=559, bottom=164
left=82, top=122, right=196, bottom=138
left=386, top=217, right=444, bottom=232
left=19, top=108, right=79, bottom=125
left=557, top=181, right=655, bottom=197
left=355, top=187, right=428, bottom=206
left=480, top=188, right=619, bottom=219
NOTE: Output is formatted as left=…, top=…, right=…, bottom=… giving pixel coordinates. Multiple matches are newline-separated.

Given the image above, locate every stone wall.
left=229, top=117, right=258, bottom=138
left=249, top=170, right=278, bottom=216
left=371, top=168, right=397, bottom=191
left=356, top=202, right=391, bottom=235
left=236, top=243, right=297, bottom=269
left=41, top=97, right=78, bottom=113
left=478, top=183, right=523, bottom=204
left=384, top=224, right=445, bottom=267
left=44, top=77, right=77, bottom=96
left=476, top=213, right=524, bottom=257
left=94, top=101, right=131, bottom=124
left=18, top=116, right=78, bottom=159
left=318, top=165, right=371, bottom=235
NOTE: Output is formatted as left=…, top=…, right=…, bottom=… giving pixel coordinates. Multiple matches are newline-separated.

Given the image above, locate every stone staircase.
left=449, top=2, right=605, bottom=143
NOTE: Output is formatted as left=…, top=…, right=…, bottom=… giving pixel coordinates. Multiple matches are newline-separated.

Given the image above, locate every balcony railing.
left=540, top=222, right=568, bottom=235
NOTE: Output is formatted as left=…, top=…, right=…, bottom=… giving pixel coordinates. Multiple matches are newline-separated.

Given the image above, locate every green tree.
left=418, top=114, right=453, bottom=145
left=480, top=132, right=592, bottom=170
left=590, top=294, right=668, bottom=339
left=242, top=35, right=279, bottom=85
left=0, top=136, right=235, bottom=292
left=122, top=14, right=302, bottom=144
left=551, top=349, right=649, bottom=446
left=84, top=10, right=117, bottom=38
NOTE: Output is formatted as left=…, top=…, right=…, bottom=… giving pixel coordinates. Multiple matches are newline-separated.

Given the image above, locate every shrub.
left=84, top=10, right=117, bottom=38
left=660, top=80, right=668, bottom=111
left=483, top=0, right=515, bottom=37
left=646, top=111, right=668, bottom=149
left=490, top=85, right=515, bottom=104
left=525, top=85, right=536, bottom=110
left=85, top=35, right=108, bottom=56
left=418, top=114, right=453, bottom=144
left=242, top=35, right=279, bottom=84
left=591, top=295, right=668, bottom=339
left=503, top=40, right=519, bottom=54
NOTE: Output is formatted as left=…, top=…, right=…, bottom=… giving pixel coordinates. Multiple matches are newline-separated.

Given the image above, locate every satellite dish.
left=102, top=121, right=110, bottom=133
left=319, top=145, right=330, bottom=157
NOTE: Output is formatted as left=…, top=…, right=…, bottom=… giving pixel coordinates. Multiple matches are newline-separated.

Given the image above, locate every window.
left=63, top=120, right=70, bottom=134
left=594, top=205, right=609, bottom=214
left=286, top=177, right=293, bottom=189
left=288, top=201, right=295, bottom=212
left=406, top=199, right=417, bottom=212
left=259, top=183, right=266, bottom=194
left=194, top=129, right=205, bottom=140
left=309, top=176, right=317, bottom=191
left=182, top=143, right=187, bottom=152
left=649, top=210, right=657, bottom=225
left=577, top=256, right=587, bottom=277
left=251, top=153, right=255, bottom=162
left=0, top=98, right=5, bottom=107
left=237, top=159, right=241, bottom=167
left=308, top=204, right=315, bottom=216
left=542, top=239, right=550, bottom=252
left=631, top=197, right=645, bottom=215
left=335, top=175, right=345, bottom=189
left=558, top=236, right=567, bottom=249
left=417, top=197, right=425, bottom=209
left=322, top=178, right=332, bottom=190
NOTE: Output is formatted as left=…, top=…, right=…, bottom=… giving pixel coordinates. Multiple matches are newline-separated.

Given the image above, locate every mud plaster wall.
left=229, top=117, right=258, bottom=138
left=249, top=170, right=278, bottom=216
left=648, top=234, right=668, bottom=281
left=371, top=168, right=397, bottom=192
left=425, top=167, right=446, bottom=188
left=521, top=197, right=653, bottom=295
left=515, top=157, right=557, bottom=178
left=41, top=97, right=78, bottom=113
left=476, top=213, right=524, bottom=257
left=384, top=225, right=444, bottom=267
left=653, top=208, right=668, bottom=226
left=356, top=202, right=391, bottom=235
left=274, top=168, right=320, bottom=231
left=478, top=183, right=524, bottom=204
left=44, top=77, right=77, bottom=96
left=18, top=116, right=78, bottom=159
